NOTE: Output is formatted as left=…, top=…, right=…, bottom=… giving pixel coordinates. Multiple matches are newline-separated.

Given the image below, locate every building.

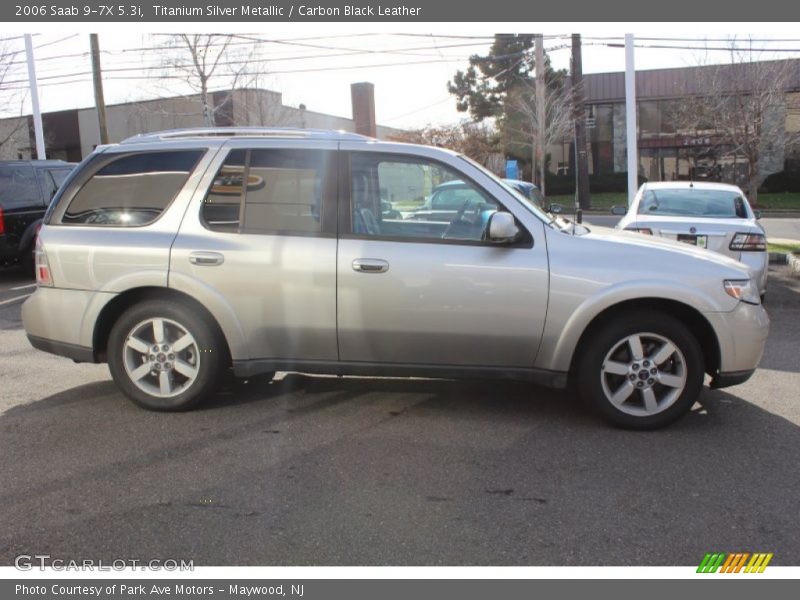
left=548, top=59, right=800, bottom=186
left=0, top=83, right=402, bottom=161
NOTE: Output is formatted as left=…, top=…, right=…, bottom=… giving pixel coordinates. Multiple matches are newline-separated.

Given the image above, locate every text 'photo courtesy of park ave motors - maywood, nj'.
left=151, top=4, right=423, bottom=17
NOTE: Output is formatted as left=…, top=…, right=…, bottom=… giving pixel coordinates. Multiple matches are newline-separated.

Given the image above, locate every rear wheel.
left=107, top=300, right=226, bottom=411
left=576, top=312, right=704, bottom=429
left=19, top=244, right=35, bottom=277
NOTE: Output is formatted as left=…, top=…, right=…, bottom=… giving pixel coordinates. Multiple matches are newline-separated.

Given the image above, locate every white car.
left=613, top=182, right=768, bottom=299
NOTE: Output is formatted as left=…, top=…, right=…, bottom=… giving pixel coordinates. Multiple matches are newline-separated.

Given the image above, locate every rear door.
left=170, top=139, right=339, bottom=362
left=336, top=146, right=549, bottom=368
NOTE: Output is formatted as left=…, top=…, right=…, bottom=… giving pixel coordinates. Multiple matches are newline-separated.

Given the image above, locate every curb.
left=789, top=252, right=800, bottom=277
left=769, top=252, right=788, bottom=265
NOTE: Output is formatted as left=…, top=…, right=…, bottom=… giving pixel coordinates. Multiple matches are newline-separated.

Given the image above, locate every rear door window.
left=62, top=150, right=203, bottom=226
left=202, top=148, right=333, bottom=235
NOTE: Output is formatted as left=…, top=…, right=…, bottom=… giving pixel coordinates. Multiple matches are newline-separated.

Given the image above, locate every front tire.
left=107, top=300, right=226, bottom=411
left=576, top=311, right=704, bottom=430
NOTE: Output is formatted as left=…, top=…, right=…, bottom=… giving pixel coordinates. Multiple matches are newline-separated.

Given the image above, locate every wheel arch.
left=92, top=287, right=233, bottom=366
left=568, top=298, right=721, bottom=378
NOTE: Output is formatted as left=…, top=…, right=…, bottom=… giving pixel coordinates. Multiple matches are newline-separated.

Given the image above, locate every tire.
left=19, top=245, right=35, bottom=278
left=107, top=299, right=226, bottom=411
left=575, top=311, right=704, bottom=430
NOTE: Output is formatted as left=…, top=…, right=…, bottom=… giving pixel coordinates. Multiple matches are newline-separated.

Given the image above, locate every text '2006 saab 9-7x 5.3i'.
left=22, top=128, right=769, bottom=429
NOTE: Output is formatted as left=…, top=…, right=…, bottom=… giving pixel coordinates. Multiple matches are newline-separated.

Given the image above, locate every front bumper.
left=704, top=300, right=769, bottom=377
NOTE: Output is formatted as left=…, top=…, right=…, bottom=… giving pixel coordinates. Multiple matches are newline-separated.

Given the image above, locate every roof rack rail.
left=119, top=127, right=372, bottom=144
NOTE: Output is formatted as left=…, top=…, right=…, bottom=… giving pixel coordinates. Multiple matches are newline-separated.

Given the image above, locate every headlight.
left=724, top=279, right=760, bottom=305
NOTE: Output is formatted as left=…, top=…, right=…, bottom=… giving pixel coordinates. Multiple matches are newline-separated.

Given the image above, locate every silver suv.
left=22, top=128, right=769, bottom=429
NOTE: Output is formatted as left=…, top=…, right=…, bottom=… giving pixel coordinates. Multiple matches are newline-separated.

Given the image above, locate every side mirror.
left=610, top=205, right=628, bottom=216
left=548, top=203, right=565, bottom=215
left=754, top=209, right=762, bottom=220
left=487, top=212, right=520, bottom=243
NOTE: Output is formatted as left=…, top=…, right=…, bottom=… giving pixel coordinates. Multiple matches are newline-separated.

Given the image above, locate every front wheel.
left=576, top=312, right=704, bottom=429
left=107, top=300, right=226, bottom=411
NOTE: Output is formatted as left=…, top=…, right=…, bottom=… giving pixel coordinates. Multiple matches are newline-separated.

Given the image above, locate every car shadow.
left=758, top=265, right=800, bottom=373
left=0, top=374, right=797, bottom=566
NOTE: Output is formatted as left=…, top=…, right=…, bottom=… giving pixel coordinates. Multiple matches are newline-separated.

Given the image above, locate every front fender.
left=536, top=280, right=726, bottom=373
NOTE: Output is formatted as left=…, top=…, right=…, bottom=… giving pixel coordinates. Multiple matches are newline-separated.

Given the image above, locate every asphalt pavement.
left=0, top=265, right=798, bottom=566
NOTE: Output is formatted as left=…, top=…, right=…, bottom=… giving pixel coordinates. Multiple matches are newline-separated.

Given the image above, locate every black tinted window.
left=63, top=150, right=203, bottom=226
left=203, top=149, right=328, bottom=234
left=0, top=164, right=40, bottom=208
left=38, top=167, right=73, bottom=203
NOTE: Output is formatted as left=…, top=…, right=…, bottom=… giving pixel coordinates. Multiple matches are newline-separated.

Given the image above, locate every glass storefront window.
left=639, top=101, right=660, bottom=138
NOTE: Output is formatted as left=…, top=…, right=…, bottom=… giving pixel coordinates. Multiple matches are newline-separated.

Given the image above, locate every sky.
left=3, top=27, right=800, bottom=130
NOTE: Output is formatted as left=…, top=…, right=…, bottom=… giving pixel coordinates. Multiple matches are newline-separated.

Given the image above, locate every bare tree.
left=234, top=72, right=297, bottom=128
left=673, top=49, right=800, bottom=206
left=504, top=78, right=575, bottom=196
left=0, top=37, right=28, bottom=157
left=389, top=121, right=502, bottom=168
left=158, top=34, right=256, bottom=127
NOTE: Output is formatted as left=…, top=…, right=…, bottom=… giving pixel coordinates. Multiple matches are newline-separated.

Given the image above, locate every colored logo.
left=697, top=552, right=773, bottom=573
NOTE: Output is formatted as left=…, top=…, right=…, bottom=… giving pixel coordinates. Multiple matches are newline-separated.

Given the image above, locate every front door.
left=336, top=149, right=549, bottom=368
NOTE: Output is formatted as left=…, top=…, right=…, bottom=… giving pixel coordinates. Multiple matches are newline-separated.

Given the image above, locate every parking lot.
left=1, top=264, right=798, bottom=566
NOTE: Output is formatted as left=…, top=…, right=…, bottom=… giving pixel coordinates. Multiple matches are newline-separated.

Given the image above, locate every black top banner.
left=4, top=0, right=800, bottom=22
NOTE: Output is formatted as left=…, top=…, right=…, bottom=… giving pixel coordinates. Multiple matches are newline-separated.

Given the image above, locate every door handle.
left=352, top=258, right=389, bottom=273
left=189, top=251, right=225, bottom=266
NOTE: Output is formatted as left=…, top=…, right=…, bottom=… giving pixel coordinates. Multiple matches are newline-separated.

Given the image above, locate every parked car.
left=405, top=179, right=486, bottom=222
left=612, top=182, right=768, bottom=299
left=503, top=178, right=545, bottom=207
left=22, top=128, right=769, bottom=429
left=0, top=160, right=75, bottom=272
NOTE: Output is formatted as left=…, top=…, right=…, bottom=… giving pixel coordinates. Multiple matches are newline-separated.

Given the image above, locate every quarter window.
left=62, top=150, right=203, bottom=226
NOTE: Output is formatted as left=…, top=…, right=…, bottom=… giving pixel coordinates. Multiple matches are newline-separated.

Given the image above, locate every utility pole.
left=90, top=34, right=109, bottom=144
left=24, top=34, right=46, bottom=160
left=571, top=33, right=590, bottom=211
left=534, top=34, right=546, bottom=196
left=624, top=34, right=638, bottom=206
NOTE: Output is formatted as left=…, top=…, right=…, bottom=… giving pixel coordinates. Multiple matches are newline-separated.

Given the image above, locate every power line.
left=34, top=34, right=79, bottom=49
left=0, top=56, right=474, bottom=90
left=605, top=43, right=800, bottom=52
left=382, top=97, right=454, bottom=122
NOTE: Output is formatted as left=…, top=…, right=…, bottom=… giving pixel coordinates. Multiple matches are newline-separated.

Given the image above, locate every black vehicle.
left=0, top=160, right=75, bottom=271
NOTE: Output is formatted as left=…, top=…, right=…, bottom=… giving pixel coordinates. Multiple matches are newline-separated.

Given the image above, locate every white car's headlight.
left=724, top=279, right=760, bottom=305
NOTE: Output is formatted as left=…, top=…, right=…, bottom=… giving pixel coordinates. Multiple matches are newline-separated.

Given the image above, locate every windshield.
left=458, top=155, right=554, bottom=224
left=637, top=188, right=749, bottom=218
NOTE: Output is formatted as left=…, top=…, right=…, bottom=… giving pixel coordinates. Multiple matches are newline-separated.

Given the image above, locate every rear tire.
left=107, top=299, right=226, bottom=411
left=19, top=245, right=35, bottom=278
left=576, top=311, right=704, bottom=430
